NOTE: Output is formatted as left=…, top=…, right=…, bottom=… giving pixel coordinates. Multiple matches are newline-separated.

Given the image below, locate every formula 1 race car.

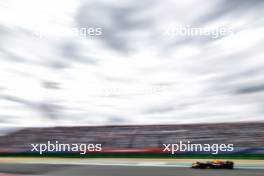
left=191, top=160, right=234, bottom=169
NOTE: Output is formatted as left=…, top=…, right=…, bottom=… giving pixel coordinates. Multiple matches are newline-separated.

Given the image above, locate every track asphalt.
left=0, top=159, right=263, bottom=176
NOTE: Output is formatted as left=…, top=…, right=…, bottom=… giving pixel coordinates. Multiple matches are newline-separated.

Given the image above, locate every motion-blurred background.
left=0, top=0, right=264, bottom=156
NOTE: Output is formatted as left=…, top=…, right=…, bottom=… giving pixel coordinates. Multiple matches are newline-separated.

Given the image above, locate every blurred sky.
left=0, top=0, right=264, bottom=129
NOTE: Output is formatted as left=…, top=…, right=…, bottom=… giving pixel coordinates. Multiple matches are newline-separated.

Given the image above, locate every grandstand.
left=0, top=122, right=263, bottom=153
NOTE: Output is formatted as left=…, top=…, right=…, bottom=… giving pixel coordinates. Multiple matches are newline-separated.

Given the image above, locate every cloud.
left=0, top=0, right=264, bottom=130
left=194, top=0, right=264, bottom=25
left=60, top=42, right=97, bottom=65
left=76, top=1, right=156, bottom=54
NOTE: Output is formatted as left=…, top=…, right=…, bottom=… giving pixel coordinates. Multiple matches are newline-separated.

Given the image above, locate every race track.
left=0, top=163, right=263, bottom=176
